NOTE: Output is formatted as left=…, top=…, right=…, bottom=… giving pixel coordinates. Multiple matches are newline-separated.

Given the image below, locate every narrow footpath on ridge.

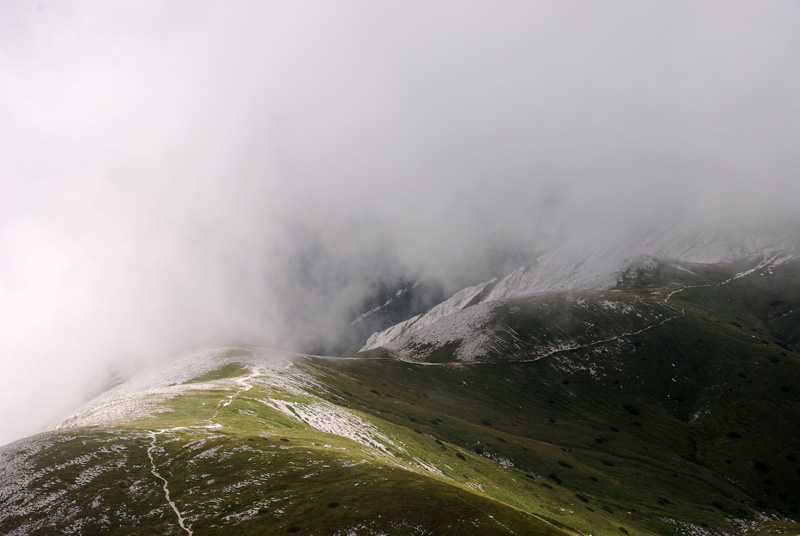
left=146, top=431, right=193, bottom=536
left=208, top=368, right=260, bottom=422
left=143, top=366, right=263, bottom=535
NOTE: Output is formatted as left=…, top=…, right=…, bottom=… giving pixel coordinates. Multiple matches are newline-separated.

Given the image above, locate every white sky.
left=2, top=1, right=799, bottom=445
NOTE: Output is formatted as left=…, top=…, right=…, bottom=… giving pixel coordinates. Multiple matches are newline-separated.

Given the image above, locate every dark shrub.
left=753, top=461, right=770, bottom=472
left=622, top=404, right=639, bottom=416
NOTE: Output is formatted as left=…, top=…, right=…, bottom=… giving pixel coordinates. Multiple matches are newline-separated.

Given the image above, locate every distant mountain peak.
left=362, top=217, right=800, bottom=354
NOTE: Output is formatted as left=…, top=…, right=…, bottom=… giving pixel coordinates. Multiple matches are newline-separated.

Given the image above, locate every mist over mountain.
left=4, top=249, right=800, bottom=534
left=2, top=1, right=800, bottom=448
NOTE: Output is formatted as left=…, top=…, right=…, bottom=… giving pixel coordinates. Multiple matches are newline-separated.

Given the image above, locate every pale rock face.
left=362, top=279, right=497, bottom=351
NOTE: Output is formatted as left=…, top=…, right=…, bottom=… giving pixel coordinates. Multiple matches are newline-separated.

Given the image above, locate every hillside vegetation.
left=1, top=258, right=799, bottom=535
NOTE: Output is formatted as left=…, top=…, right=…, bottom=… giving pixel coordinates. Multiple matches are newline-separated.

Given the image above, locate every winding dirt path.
left=146, top=431, right=192, bottom=536
left=143, top=368, right=263, bottom=534
left=208, top=368, right=260, bottom=421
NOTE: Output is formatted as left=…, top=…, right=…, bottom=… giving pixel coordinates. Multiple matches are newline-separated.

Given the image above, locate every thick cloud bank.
left=2, top=1, right=799, bottom=445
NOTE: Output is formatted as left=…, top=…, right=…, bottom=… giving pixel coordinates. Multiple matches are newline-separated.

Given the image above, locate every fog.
left=2, top=1, right=799, bottom=446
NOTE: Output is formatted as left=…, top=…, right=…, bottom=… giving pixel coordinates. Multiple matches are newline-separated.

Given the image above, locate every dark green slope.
left=0, top=428, right=570, bottom=536
left=2, top=258, right=799, bottom=536
left=1, top=349, right=574, bottom=536
left=317, top=258, right=800, bottom=534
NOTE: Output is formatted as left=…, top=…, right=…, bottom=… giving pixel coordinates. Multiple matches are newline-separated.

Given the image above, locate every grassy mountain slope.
left=2, top=258, right=799, bottom=535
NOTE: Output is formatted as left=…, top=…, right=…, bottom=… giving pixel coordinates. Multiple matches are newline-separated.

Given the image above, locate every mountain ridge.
left=361, top=218, right=800, bottom=356
left=2, top=218, right=800, bottom=536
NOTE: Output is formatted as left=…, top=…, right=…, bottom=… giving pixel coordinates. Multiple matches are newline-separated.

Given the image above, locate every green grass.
left=184, top=362, right=250, bottom=384
left=3, top=258, right=800, bottom=535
